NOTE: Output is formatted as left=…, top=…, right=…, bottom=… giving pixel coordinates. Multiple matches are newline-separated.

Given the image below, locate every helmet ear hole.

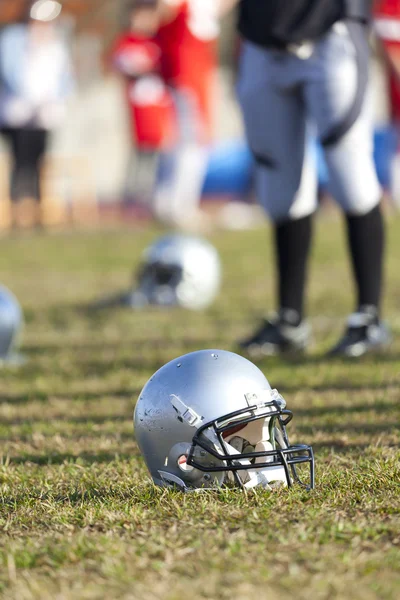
left=177, top=455, right=194, bottom=472
left=167, top=443, right=225, bottom=487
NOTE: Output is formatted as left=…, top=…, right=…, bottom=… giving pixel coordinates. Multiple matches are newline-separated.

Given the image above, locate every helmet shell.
left=0, top=285, right=23, bottom=362
left=134, top=350, right=271, bottom=487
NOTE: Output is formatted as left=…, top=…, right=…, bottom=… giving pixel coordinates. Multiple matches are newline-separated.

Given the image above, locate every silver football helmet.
left=130, top=234, right=221, bottom=310
left=0, top=285, right=24, bottom=365
left=134, top=350, right=315, bottom=491
left=94, top=234, right=221, bottom=311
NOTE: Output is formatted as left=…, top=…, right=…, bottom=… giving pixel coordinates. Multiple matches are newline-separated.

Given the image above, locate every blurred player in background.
left=0, top=0, right=74, bottom=227
left=375, top=0, right=400, bottom=203
left=112, top=0, right=176, bottom=207
left=155, top=0, right=239, bottom=228
left=374, top=0, right=400, bottom=122
left=152, top=0, right=219, bottom=229
left=229, top=0, right=391, bottom=358
left=114, top=0, right=234, bottom=229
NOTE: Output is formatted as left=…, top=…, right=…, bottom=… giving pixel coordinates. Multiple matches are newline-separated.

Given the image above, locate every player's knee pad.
left=324, top=137, right=381, bottom=216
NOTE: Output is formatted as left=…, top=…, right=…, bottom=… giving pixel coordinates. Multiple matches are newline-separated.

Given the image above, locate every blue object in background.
left=202, top=127, right=399, bottom=197
left=202, top=140, right=254, bottom=196
left=314, top=142, right=329, bottom=189
left=373, top=126, right=398, bottom=189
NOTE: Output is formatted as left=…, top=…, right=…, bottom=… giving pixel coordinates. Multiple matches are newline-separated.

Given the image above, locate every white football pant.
left=237, top=22, right=381, bottom=223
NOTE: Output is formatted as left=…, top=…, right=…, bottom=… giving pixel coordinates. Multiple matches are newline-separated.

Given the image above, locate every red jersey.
left=157, top=0, right=219, bottom=141
left=374, top=1, right=400, bottom=121
left=375, top=0, right=400, bottom=18
left=112, top=34, right=176, bottom=149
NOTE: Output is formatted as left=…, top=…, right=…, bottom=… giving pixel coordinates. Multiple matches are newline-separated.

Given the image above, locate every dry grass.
left=0, top=215, right=399, bottom=599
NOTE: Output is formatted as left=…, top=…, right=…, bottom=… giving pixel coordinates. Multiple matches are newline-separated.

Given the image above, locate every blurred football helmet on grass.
left=0, top=285, right=24, bottom=366
left=134, top=350, right=314, bottom=491
left=93, top=234, right=221, bottom=311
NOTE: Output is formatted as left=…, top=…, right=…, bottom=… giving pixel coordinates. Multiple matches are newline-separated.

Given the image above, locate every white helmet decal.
left=30, top=1, right=62, bottom=22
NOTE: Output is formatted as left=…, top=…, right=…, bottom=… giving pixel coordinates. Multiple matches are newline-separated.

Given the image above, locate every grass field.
left=0, top=214, right=399, bottom=600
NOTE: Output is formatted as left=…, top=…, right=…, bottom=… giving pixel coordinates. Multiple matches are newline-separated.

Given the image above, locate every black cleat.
left=328, top=310, right=392, bottom=358
left=238, top=314, right=311, bottom=358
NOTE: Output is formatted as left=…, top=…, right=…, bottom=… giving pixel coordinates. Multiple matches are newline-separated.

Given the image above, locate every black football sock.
left=274, top=214, right=313, bottom=326
left=345, top=203, right=385, bottom=318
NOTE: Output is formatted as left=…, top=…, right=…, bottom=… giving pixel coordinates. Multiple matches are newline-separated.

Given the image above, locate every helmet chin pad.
left=224, top=418, right=289, bottom=488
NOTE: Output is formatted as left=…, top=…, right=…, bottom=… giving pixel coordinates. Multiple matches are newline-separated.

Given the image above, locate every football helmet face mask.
left=0, top=285, right=24, bottom=366
left=127, top=234, right=221, bottom=310
left=134, top=350, right=314, bottom=491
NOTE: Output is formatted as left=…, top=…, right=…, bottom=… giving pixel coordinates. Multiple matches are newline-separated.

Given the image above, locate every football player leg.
left=237, top=41, right=317, bottom=356
left=305, top=22, right=391, bottom=357
left=152, top=88, right=209, bottom=229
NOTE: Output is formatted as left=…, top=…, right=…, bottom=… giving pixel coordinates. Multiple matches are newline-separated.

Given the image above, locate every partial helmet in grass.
left=134, top=349, right=315, bottom=491
left=0, top=285, right=24, bottom=366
